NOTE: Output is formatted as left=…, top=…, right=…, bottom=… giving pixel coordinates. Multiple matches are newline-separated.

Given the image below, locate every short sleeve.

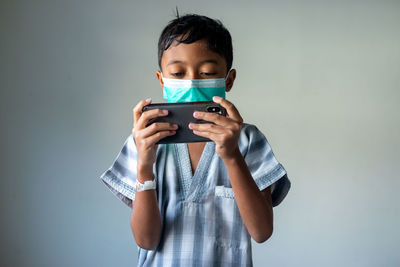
left=99, top=134, right=138, bottom=208
left=240, top=124, right=291, bottom=207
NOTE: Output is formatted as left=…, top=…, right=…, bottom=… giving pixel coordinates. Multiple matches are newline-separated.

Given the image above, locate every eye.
left=170, top=72, right=184, bottom=77
left=201, top=72, right=217, bottom=76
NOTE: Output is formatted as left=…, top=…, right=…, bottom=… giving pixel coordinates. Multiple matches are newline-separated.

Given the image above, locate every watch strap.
left=136, top=178, right=156, bottom=192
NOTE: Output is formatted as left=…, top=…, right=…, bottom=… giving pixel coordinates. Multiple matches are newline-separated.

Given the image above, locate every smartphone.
left=142, top=101, right=227, bottom=144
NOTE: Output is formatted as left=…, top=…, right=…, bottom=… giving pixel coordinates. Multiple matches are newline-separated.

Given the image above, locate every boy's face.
left=156, top=38, right=236, bottom=93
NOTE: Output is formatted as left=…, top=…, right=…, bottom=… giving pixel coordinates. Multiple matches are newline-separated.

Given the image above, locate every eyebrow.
left=167, top=60, right=183, bottom=66
left=166, top=59, right=219, bottom=66
left=200, top=59, right=219, bottom=65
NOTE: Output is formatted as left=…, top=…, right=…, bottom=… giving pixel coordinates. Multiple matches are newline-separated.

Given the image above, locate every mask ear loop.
left=224, top=69, right=232, bottom=81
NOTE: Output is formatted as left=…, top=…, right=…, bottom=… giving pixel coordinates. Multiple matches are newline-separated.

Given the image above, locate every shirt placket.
left=174, top=142, right=215, bottom=202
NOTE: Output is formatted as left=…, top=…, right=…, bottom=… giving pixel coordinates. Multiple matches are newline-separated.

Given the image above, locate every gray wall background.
left=1, top=0, right=399, bottom=266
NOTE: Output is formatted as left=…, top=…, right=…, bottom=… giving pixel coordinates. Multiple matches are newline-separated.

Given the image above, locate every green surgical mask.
left=161, top=71, right=230, bottom=103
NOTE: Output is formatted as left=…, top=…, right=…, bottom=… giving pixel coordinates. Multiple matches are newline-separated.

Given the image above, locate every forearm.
left=223, top=148, right=273, bottom=243
left=130, top=165, right=162, bottom=250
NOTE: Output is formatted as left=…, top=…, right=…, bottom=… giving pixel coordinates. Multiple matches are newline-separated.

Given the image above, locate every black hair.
left=157, top=11, right=233, bottom=74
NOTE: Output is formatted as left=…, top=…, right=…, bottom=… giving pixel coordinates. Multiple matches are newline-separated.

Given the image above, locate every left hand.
left=189, top=96, right=243, bottom=160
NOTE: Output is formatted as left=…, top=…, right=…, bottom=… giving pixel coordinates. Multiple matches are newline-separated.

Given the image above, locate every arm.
left=130, top=167, right=161, bottom=250
left=189, top=96, right=274, bottom=243
left=223, top=149, right=273, bottom=243
left=130, top=99, right=177, bottom=250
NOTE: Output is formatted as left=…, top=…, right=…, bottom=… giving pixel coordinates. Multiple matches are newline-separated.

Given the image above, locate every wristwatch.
left=136, top=178, right=156, bottom=192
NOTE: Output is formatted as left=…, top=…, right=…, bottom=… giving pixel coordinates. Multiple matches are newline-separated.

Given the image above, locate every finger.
left=192, top=129, right=221, bottom=142
left=193, top=111, right=232, bottom=127
left=137, top=108, right=169, bottom=129
left=145, top=130, right=176, bottom=146
left=212, top=96, right=243, bottom=123
left=188, top=122, right=225, bottom=134
left=133, top=98, right=152, bottom=126
left=140, top=122, right=178, bottom=138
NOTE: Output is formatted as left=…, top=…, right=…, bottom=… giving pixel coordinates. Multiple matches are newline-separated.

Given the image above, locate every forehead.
left=161, top=39, right=226, bottom=67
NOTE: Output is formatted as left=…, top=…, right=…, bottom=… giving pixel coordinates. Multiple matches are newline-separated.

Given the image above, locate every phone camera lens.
left=207, top=106, right=220, bottom=113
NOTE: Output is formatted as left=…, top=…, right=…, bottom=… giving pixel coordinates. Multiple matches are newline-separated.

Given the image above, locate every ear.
left=225, top=69, right=236, bottom=92
left=155, top=70, right=164, bottom=90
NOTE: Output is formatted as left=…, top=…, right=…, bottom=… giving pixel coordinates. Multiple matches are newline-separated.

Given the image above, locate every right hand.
left=132, top=98, right=177, bottom=171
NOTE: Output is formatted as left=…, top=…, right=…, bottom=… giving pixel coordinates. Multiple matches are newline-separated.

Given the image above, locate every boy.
left=100, top=13, right=291, bottom=267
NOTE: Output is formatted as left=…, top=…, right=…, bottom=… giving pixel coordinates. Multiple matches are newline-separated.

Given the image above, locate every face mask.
left=160, top=71, right=230, bottom=103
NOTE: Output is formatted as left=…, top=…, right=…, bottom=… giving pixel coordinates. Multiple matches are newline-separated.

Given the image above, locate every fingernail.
left=145, top=98, right=151, bottom=103
left=163, top=109, right=168, bottom=114
left=213, top=96, right=221, bottom=101
left=193, top=112, right=199, bottom=117
left=188, top=123, right=193, bottom=129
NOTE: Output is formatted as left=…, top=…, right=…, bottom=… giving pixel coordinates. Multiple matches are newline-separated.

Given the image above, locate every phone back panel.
left=142, top=101, right=226, bottom=144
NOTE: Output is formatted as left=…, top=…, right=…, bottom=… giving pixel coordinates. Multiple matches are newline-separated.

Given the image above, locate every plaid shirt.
left=100, top=123, right=291, bottom=267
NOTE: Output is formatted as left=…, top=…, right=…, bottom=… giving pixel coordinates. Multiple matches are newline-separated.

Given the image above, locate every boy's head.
left=156, top=13, right=236, bottom=96
left=157, top=13, right=233, bottom=74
